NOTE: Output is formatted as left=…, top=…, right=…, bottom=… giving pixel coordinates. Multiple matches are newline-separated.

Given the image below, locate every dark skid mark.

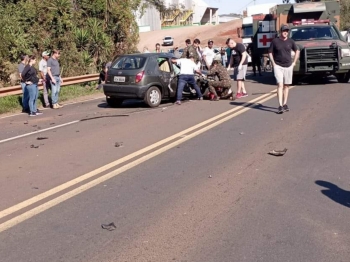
left=30, top=145, right=39, bottom=149
left=115, top=142, right=123, bottom=148
left=37, top=137, right=48, bottom=140
left=80, top=114, right=129, bottom=121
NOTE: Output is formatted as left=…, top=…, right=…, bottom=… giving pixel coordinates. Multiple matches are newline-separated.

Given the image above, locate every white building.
left=136, top=0, right=219, bottom=32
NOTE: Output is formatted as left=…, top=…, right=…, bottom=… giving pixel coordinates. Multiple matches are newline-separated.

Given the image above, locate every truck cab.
left=289, top=19, right=350, bottom=83
left=252, top=1, right=350, bottom=83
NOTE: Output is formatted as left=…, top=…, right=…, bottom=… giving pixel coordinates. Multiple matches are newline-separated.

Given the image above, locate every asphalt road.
left=0, top=74, right=349, bottom=262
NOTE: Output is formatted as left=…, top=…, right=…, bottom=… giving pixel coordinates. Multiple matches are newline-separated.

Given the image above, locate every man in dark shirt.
left=269, top=25, right=300, bottom=114
left=226, top=38, right=248, bottom=99
left=247, top=37, right=262, bottom=77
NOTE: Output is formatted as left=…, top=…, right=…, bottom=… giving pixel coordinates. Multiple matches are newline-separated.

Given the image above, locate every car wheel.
left=335, top=72, right=350, bottom=83
left=144, top=86, right=161, bottom=108
left=106, top=96, right=124, bottom=108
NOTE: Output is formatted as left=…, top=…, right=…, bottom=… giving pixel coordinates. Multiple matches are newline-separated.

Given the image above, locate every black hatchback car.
left=103, top=53, right=181, bottom=108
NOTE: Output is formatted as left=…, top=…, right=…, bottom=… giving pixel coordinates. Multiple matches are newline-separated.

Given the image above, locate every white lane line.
left=0, top=90, right=281, bottom=233
left=0, top=90, right=277, bottom=221
left=0, top=96, right=105, bottom=120
left=0, top=120, right=80, bottom=144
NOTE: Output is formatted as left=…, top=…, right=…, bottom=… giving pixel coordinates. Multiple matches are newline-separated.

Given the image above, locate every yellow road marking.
left=0, top=89, right=288, bottom=232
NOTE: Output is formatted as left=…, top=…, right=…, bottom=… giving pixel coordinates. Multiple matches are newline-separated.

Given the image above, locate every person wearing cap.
left=206, top=58, right=232, bottom=101
left=171, top=54, right=203, bottom=105
left=202, top=40, right=216, bottom=70
left=226, top=38, right=249, bottom=99
left=268, top=24, right=299, bottom=114
left=39, top=51, right=51, bottom=107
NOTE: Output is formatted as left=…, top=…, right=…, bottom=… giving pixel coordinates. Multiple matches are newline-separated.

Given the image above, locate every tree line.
left=0, top=0, right=168, bottom=86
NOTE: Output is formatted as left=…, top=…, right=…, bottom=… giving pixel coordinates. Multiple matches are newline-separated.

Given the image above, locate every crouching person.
left=171, top=54, right=203, bottom=105
left=207, top=59, right=232, bottom=101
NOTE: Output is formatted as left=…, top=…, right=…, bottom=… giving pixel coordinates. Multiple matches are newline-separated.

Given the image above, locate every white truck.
left=241, top=3, right=278, bottom=64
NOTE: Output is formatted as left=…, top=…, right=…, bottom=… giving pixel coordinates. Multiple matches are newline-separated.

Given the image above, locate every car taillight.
left=135, top=71, right=144, bottom=83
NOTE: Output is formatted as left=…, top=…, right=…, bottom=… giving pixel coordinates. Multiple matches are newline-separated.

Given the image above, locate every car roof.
left=119, top=53, right=174, bottom=58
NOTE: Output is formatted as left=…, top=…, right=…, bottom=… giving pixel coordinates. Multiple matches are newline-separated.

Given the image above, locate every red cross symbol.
left=259, top=35, right=273, bottom=46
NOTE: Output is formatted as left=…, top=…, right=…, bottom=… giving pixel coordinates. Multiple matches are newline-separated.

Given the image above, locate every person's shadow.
left=315, top=180, right=350, bottom=208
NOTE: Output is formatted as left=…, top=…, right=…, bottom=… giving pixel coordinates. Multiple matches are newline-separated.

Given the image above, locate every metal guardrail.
left=0, top=74, right=99, bottom=98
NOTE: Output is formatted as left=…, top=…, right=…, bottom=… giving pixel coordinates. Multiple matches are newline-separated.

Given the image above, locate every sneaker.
left=53, top=103, right=59, bottom=109
left=283, top=104, right=290, bottom=112
left=57, top=103, right=63, bottom=108
left=241, top=93, right=248, bottom=97
left=29, top=112, right=37, bottom=117
left=198, top=97, right=203, bottom=100
left=235, top=93, right=242, bottom=99
left=22, top=109, right=29, bottom=114
left=36, top=110, right=43, bottom=115
left=175, top=101, right=181, bottom=105
left=277, top=106, right=284, bottom=114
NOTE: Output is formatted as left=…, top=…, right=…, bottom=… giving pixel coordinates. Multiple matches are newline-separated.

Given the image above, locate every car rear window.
left=112, top=56, right=147, bottom=70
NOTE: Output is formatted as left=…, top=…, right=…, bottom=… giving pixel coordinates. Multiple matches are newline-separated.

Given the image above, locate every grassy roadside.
left=0, top=83, right=102, bottom=114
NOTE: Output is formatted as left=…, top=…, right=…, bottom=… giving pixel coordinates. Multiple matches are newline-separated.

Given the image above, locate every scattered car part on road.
left=268, top=148, right=288, bottom=156
left=101, top=223, right=116, bottom=231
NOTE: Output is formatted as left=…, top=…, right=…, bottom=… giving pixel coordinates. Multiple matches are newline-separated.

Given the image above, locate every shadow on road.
left=230, top=101, right=277, bottom=113
left=315, top=180, right=350, bottom=208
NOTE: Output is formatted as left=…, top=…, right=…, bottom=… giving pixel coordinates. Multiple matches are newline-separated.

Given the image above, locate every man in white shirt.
left=39, top=51, right=50, bottom=107
left=202, top=40, right=216, bottom=70
left=171, top=55, right=203, bottom=105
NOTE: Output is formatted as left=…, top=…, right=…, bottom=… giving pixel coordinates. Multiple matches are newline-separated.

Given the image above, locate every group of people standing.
left=18, top=50, right=63, bottom=116
left=170, top=24, right=300, bottom=113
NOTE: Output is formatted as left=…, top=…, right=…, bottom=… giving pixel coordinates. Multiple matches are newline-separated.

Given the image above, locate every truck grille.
left=305, top=47, right=338, bottom=63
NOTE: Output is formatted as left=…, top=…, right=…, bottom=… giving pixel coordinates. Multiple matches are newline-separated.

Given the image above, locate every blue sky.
left=205, top=0, right=285, bottom=14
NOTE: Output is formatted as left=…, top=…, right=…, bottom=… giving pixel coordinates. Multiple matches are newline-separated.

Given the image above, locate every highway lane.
left=0, top=76, right=349, bottom=261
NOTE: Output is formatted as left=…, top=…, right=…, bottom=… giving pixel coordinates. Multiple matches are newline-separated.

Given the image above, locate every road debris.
left=24, top=121, right=28, bottom=124
left=209, top=175, right=212, bottom=178
left=115, top=142, right=123, bottom=147
left=50, top=123, right=55, bottom=125
left=30, top=145, right=39, bottom=149
left=101, top=222, right=116, bottom=231
left=239, top=132, right=245, bottom=135
left=268, top=148, right=288, bottom=156
left=37, top=137, right=48, bottom=140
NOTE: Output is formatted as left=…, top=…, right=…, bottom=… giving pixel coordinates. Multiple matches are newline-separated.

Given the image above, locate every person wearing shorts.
left=226, top=38, right=248, bottom=99
left=269, top=25, right=300, bottom=114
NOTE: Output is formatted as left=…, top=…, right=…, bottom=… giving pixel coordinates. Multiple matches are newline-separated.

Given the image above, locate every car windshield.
left=112, top=56, right=147, bottom=70
left=164, top=37, right=172, bottom=40
left=289, top=26, right=340, bottom=41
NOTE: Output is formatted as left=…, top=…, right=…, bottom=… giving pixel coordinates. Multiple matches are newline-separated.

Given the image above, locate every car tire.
left=106, top=96, right=124, bottom=108
left=144, top=86, right=161, bottom=108
left=335, top=72, right=350, bottom=83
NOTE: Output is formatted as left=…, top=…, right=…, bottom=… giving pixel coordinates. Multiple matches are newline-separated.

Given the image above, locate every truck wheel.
left=144, top=86, right=161, bottom=108
left=106, top=97, right=124, bottom=108
left=335, top=73, right=350, bottom=83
